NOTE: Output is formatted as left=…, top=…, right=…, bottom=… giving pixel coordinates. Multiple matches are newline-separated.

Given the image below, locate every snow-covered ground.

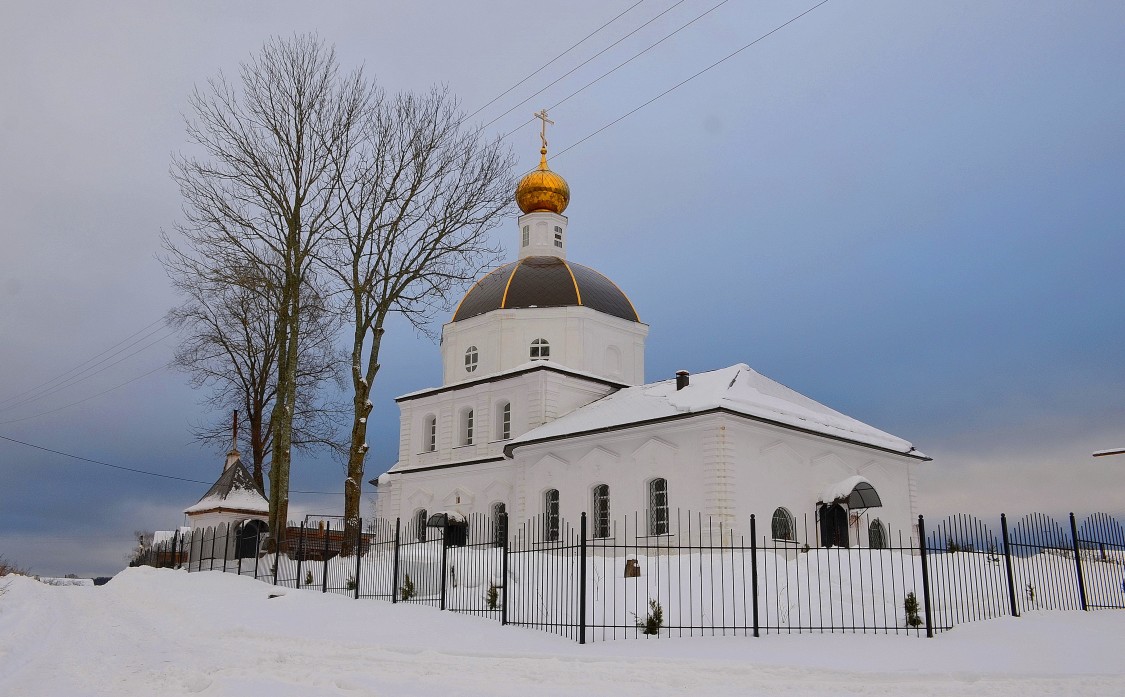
left=1, top=567, right=1123, bottom=696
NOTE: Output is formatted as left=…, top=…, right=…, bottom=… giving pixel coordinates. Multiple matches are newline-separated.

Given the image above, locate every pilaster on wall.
left=702, top=420, right=736, bottom=537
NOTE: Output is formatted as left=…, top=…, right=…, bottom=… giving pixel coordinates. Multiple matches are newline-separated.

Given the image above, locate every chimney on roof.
left=675, top=370, right=690, bottom=391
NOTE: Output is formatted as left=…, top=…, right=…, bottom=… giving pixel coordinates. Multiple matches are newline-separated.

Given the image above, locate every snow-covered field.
left=1, top=567, right=1123, bottom=696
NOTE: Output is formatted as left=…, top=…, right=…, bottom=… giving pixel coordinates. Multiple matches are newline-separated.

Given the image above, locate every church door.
left=819, top=504, right=849, bottom=548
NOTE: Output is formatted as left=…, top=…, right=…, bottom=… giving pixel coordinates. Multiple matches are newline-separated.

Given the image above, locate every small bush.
left=639, top=599, right=664, bottom=636
left=346, top=575, right=357, bottom=591
left=486, top=583, right=499, bottom=610
left=904, top=592, right=923, bottom=628
left=946, top=539, right=960, bottom=554
left=400, top=573, right=416, bottom=601
left=304, top=570, right=314, bottom=586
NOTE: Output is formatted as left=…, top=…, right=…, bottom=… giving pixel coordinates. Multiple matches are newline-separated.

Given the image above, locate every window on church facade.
left=553, top=226, right=563, bottom=248
left=464, top=346, right=478, bottom=373
left=522, top=226, right=529, bottom=246
left=414, top=509, right=428, bottom=542
left=592, top=484, right=610, bottom=539
left=461, top=409, right=474, bottom=446
left=492, top=502, right=506, bottom=547
left=424, top=414, right=437, bottom=452
left=772, top=507, right=795, bottom=541
left=648, top=478, right=669, bottom=535
left=530, top=338, right=549, bottom=360
left=497, top=401, right=511, bottom=440
left=869, top=519, right=887, bottom=550
left=544, top=489, right=560, bottom=542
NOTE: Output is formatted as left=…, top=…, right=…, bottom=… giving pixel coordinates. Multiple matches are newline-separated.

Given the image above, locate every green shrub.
left=400, top=573, right=415, bottom=600
left=304, top=570, right=314, bottom=586
left=640, top=599, right=664, bottom=636
left=486, top=583, right=499, bottom=610
left=904, top=592, right=922, bottom=627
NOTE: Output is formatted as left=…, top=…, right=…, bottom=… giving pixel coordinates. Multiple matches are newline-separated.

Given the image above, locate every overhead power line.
left=553, top=0, right=832, bottom=161
left=0, top=316, right=168, bottom=408
left=467, top=0, right=646, bottom=121
left=0, top=433, right=345, bottom=496
left=0, top=328, right=178, bottom=415
left=483, top=0, right=688, bottom=130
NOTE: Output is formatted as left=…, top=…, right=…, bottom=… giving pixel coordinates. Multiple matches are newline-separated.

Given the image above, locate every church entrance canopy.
left=819, top=475, right=882, bottom=511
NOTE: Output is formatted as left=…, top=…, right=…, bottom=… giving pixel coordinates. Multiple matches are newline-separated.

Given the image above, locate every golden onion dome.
left=515, top=148, right=570, bottom=214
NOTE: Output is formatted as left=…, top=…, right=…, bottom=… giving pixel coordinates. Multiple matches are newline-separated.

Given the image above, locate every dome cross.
left=534, top=108, right=554, bottom=154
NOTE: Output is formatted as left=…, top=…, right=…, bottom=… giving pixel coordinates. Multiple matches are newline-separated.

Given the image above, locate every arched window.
left=544, top=489, right=560, bottom=542
left=464, top=346, right=478, bottom=373
left=497, top=401, right=511, bottom=440
left=424, top=414, right=437, bottom=452
left=522, top=225, right=530, bottom=247
left=648, top=478, right=669, bottom=535
left=592, top=484, right=611, bottom=539
left=530, top=338, right=550, bottom=360
left=414, top=509, right=428, bottom=543
left=492, top=502, right=507, bottom=547
left=869, top=519, right=887, bottom=550
left=461, top=408, right=474, bottom=446
left=771, top=507, right=795, bottom=542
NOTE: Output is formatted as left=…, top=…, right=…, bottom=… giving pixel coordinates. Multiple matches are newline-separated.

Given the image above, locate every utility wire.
left=0, top=316, right=168, bottom=407
left=0, top=433, right=345, bottom=495
left=0, top=328, right=178, bottom=415
left=482, top=0, right=687, bottom=130
left=502, top=0, right=730, bottom=141
left=553, top=0, right=832, bottom=161
left=466, top=0, right=646, bottom=121
left=0, top=361, right=172, bottom=425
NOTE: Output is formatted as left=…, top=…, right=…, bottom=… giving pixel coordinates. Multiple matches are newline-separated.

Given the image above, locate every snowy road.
left=1, top=568, right=1123, bottom=696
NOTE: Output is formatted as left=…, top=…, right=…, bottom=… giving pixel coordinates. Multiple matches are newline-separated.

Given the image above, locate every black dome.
left=452, top=256, right=639, bottom=323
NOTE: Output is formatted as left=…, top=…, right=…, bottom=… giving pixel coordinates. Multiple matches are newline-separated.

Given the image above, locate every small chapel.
left=374, top=115, right=929, bottom=547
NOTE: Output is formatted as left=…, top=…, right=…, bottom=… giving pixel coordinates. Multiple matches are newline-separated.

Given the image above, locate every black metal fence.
left=135, top=509, right=1125, bottom=643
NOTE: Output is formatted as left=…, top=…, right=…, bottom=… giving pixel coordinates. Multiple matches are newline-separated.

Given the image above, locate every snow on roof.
left=396, top=360, right=625, bottom=401
left=508, top=363, right=925, bottom=458
left=184, top=457, right=269, bottom=515
left=152, top=527, right=192, bottom=544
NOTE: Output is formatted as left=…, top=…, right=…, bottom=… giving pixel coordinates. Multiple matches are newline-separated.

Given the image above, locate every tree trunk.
left=342, top=321, right=384, bottom=554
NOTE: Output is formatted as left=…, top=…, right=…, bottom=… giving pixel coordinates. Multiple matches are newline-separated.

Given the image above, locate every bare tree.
left=168, top=34, right=367, bottom=543
left=164, top=268, right=344, bottom=490
left=326, top=87, right=514, bottom=549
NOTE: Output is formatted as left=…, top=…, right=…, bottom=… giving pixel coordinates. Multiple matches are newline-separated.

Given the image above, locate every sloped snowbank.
left=0, top=568, right=1122, bottom=696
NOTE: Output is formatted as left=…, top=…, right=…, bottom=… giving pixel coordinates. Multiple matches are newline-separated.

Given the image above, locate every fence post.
left=500, top=512, right=509, bottom=626
left=917, top=515, right=934, bottom=638
left=295, top=522, right=306, bottom=589
left=170, top=532, right=179, bottom=570
left=254, top=530, right=261, bottom=580
left=1000, top=513, right=1019, bottom=617
left=322, top=521, right=331, bottom=594
left=1069, top=512, right=1088, bottom=611
left=209, top=526, right=216, bottom=571
left=354, top=518, right=364, bottom=600
left=579, top=512, right=588, bottom=645
left=750, top=514, right=760, bottom=638
left=392, top=518, right=401, bottom=603
left=272, top=534, right=279, bottom=586
left=222, top=523, right=231, bottom=573
left=236, top=524, right=244, bottom=576
left=440, top=520, right=450, bottom=611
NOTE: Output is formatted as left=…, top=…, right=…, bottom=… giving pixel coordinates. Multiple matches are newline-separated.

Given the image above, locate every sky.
left=1, top=0, right=1123, bottom=577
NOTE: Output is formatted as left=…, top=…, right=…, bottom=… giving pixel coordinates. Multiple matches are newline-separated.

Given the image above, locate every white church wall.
left=394, top=368, right=620, bottom=474
left=440, top=306, right=647, bottom=386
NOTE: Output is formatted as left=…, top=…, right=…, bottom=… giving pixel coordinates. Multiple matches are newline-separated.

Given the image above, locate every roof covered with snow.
left=396, top=359, right=627, bottom=401
left=184, top=455, right=269, bottom=515
left=506, top=364, right=927, bottom=459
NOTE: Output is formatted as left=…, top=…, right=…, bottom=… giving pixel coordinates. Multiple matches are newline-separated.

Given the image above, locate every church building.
left=374, top=122, right=929, bottom=547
